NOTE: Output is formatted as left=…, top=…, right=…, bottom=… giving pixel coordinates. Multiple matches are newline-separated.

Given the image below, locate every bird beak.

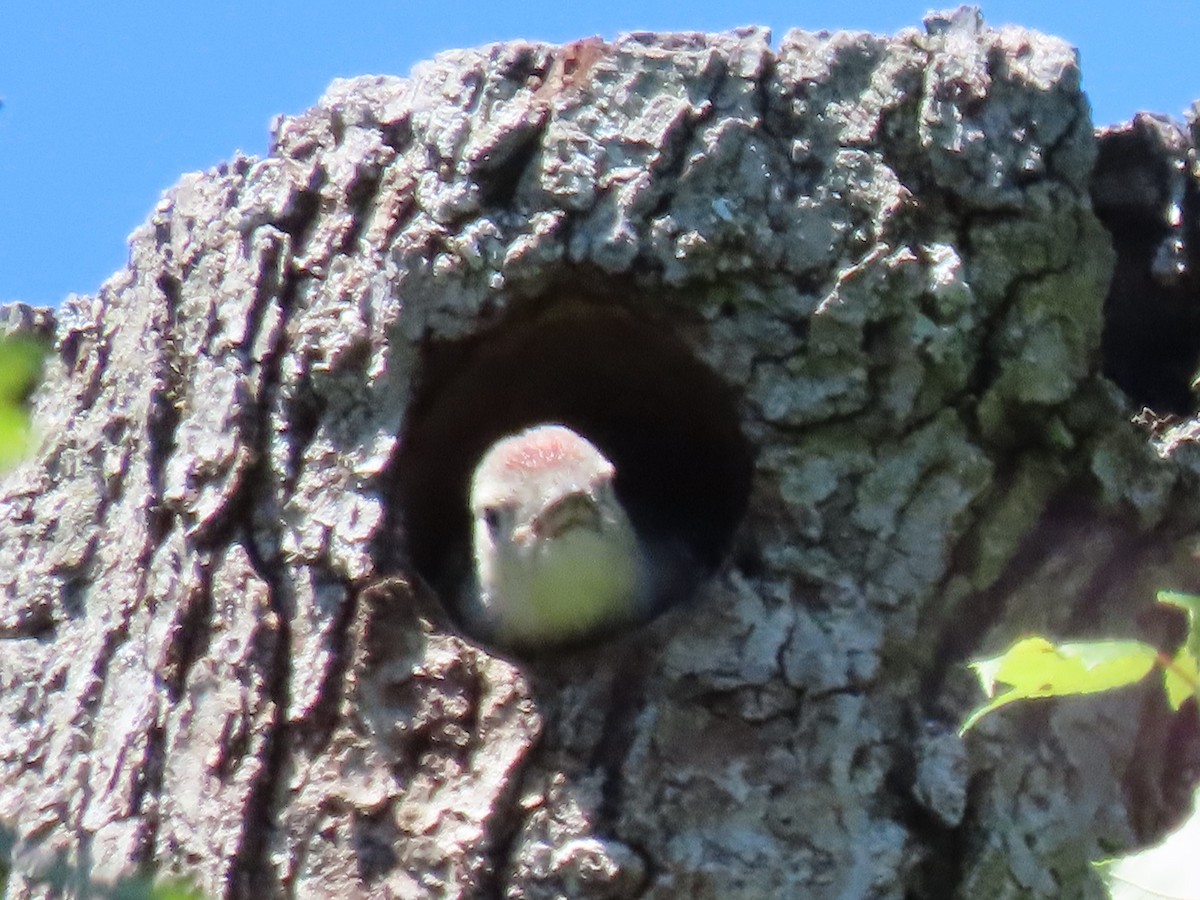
left=531, top=490, right=602, bottom=540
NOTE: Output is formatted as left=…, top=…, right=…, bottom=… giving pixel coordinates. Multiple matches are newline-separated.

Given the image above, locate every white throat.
left=474, top=513, right=640, bottom=646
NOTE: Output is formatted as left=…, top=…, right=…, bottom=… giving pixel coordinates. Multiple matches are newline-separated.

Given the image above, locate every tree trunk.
left=2, top=9, right=1199, bottom=899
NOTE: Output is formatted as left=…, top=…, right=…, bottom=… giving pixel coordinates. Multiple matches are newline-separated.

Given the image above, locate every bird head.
left=467, top=424, right=641, bottom=648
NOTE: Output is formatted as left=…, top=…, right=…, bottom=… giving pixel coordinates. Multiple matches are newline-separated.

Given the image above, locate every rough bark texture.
left=3, top=8, right=1200, bottom=899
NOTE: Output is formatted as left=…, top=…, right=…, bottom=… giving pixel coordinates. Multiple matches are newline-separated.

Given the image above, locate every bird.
left=462, top=423, right=647, bottom=650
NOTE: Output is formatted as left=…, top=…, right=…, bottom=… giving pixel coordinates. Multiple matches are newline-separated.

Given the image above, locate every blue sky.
left=2, top=1, right=1196, bottom=308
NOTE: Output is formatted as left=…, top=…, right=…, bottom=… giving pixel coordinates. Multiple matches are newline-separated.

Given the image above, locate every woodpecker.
left=464, top=424, right=647, bottom=650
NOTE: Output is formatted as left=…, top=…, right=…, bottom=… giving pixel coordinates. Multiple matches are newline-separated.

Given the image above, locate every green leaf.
left=151, top=884, right=206, bottom=900
left=1163, top=645, right=1200, bottom=711
left=0, top=403, right=32, bottom=471
left=0, top=337, right=44, bottom=472
left=1158, top=590, right=1200, bottom=659
left=960, top=637, right=1158, bottom=735
left=108, top=874, right=206, bottom=900
left=0, top=337, right=45, bottom=403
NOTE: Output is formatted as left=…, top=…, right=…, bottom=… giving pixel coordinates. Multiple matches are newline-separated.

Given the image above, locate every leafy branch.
left=0, top=334, right=47, bottom=471
left=960, top=591, right=1200, bottom=735
left=0, top=821, right=202, bottom=900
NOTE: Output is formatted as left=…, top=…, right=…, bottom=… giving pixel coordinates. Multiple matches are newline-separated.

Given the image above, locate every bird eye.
left=483, top=506, right=503, bottom=535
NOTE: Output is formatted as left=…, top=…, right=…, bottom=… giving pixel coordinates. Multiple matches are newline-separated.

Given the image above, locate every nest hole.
left=391, top=295, right=753, bottom=639
left=1092, top=115, right=1200, bottom=416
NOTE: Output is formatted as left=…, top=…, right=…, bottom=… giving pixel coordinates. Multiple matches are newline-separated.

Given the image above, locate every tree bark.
left=2, top=8, right=1199, bottom=899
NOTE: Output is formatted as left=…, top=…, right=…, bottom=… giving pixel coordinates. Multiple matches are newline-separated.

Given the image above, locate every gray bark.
left=2, top=7, right=1199, bottom=898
